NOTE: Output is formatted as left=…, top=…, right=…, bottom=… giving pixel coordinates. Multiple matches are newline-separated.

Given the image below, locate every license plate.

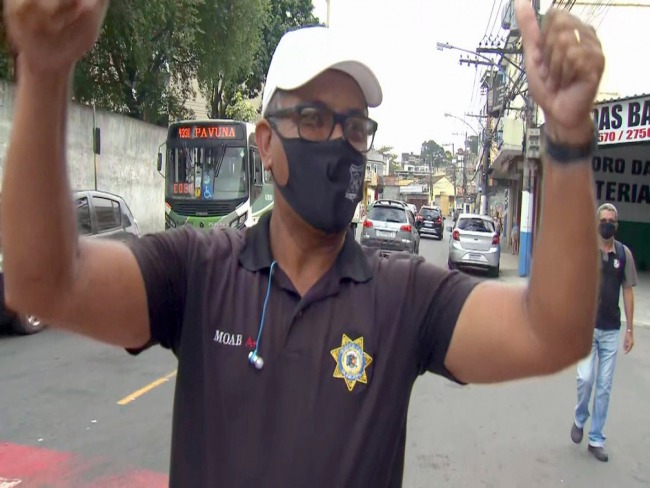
left=376, top=230, right=395, bottom=238
left=425, top=223, right=433, bottom=227
left=469, top=253, right=483, bottom=260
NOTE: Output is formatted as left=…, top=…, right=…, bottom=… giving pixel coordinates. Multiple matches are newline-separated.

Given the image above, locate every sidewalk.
left=499, top=252, right=650, bottom=327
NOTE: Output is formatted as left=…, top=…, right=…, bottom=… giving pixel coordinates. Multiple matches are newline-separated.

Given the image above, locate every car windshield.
left=457, top=218, right=495, bottom=233
left=368, top=206, right=407, bottom=223
left=419, top=208, right=440, bottom=218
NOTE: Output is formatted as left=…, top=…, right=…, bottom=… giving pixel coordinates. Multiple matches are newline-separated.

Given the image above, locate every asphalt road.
left=1, top=234, right=649, bottom=487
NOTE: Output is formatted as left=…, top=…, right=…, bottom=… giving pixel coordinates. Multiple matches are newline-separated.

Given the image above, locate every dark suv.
left=417, top=206, right=444, bottom=240
left=360, top=199, right=420, bottom=256
left=0, top=190, right=141, bottom=335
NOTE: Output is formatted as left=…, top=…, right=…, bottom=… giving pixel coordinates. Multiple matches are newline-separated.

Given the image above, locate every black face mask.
left=599, top=222, right=617, bottom=240
left=274, top=135, right=366, bottom=233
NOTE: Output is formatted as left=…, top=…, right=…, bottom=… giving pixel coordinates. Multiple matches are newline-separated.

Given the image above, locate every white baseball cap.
left=261, top=26, right=383, bottom=116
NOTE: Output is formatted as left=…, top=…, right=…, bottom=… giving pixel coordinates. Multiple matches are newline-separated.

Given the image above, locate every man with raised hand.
left=1, top=0, right=605, bottom=486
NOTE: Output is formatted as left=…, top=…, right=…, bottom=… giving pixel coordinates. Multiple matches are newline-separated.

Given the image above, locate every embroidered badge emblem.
left=331, top=334, right=373, bottom=391
left=345, top=164, right=364, bottom=201
left=613, top=258, right=621, bottom=269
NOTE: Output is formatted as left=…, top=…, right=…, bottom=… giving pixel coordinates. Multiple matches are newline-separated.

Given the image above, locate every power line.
left=595, top=0, right=616, bottom=28
left=484, top=0, right=500, bottom=37
left=487, top=0, right=506, bottom=39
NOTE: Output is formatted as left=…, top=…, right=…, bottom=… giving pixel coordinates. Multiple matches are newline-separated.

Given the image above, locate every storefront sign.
left=592, top=145, right=650, bottom=223
left=594, top=95, right=650, bottom=145
left=399, top=185, right=425, bottom=194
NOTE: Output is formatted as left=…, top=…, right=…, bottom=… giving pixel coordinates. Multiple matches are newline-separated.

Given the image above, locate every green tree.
left=240, top=0, right=321, bottom=101
left=224, top=92, right=260, bottom=123
left=420, top=140, right=446, bottom=170
left=467, top=135, right=479, bottom=155
left=72, top=0, right=201, bottom=125
left=0, top=17, right=16, bottom=80
left=196, top=0, right=268, bottom=119
left=377, top=145, right=400, bottom=175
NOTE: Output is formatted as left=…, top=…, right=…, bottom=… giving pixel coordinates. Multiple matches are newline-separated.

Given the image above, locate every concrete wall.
left=0, top=81, right=166, bottom=234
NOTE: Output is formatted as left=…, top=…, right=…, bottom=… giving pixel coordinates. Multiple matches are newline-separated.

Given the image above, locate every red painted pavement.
left=0, top=442, right=168, bottom=487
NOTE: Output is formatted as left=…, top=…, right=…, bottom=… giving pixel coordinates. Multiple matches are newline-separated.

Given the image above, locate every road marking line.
left=117, top=370, right=177, bottom=406
left=0, top=478, right=22, bottom=488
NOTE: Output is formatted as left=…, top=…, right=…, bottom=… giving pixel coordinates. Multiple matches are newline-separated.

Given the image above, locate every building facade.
left=592, top=94, right=650, bottom=271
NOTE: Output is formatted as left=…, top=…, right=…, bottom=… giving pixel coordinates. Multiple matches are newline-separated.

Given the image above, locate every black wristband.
left=542, top=126, right=598, bottom=164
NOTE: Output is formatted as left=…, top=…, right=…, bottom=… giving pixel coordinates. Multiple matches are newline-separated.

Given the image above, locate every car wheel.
left=488, top=265, right=500, bottom=278
left=11, top=314, right=46, bottom=335
left=448, top=259, right=456, bottom=270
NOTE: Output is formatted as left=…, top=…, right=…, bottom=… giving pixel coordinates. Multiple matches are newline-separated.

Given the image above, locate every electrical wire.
left=487, top=0, right=507, bottom=40
left=484, top=0, right=500, bottom=37
left=595, top=0, right=616, bottom=29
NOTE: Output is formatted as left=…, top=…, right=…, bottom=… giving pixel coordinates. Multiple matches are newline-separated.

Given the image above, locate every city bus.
left=156, top=119, right=274, bottom=230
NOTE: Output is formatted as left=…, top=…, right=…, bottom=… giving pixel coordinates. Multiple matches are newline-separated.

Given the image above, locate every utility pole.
left=326, top=0, right=331, bottom=27
left=518, top=0, right=541, bottom=277
left=482, top=87, right=491, bottom=216
left=462, top=134, right=469, bottom=211
left=443, top=142, right=457, bottom=211
left=451, top=143, right=457, bottom=208
left=456, top=150, right=466, bottom=212
left=428, top=156, right=434, bottom=205
left=454, top=59, right=495, bottom=216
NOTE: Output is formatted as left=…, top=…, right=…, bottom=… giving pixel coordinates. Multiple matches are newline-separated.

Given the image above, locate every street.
left=1, top=235, right=649, bottom=487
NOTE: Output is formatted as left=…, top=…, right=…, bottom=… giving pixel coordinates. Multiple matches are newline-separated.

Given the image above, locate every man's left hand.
left=624, top=331, right=634, bottom=354
left=516, top=0, right=605, bottom=145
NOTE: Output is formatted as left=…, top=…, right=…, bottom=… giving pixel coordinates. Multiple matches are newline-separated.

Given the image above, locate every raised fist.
left=3, top=0, right=108, bottom=75
left=516, top=0, right=605, bottom=145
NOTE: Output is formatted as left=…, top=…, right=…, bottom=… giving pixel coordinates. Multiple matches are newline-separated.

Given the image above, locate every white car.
left=447, top=213, right=501, bottom=277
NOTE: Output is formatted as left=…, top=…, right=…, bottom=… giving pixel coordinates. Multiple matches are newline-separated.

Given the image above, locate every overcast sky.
left=310, top=0, right=650, bottom=156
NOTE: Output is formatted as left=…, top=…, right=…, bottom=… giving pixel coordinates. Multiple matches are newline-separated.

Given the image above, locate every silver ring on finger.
left=574, top=28, right=581, bottom=44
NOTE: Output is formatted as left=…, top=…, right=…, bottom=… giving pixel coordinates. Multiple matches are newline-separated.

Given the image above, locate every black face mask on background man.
left=599, top=221, right=617, bottom=240
left=273, top=134, right=366, bottom=233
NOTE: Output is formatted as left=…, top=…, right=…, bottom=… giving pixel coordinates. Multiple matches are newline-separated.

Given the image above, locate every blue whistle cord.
left=254, top=261, right=277, bottom=356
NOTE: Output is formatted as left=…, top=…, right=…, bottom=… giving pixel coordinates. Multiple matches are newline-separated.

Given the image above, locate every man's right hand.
left=4, top=0, right=108, bottom=75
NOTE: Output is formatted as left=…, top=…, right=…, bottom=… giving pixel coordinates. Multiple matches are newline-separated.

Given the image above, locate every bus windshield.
left=167, top=144, right=248, bottom=201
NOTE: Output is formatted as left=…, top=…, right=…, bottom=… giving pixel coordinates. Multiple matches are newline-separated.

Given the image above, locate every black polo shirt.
left=128, top=212, right=479, bottom=487
left=596, top=242, right=637, bottom=331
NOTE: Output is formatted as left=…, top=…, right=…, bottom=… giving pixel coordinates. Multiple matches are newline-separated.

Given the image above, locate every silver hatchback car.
left=361, top=200, right=420, bottom=256
left=447, top=213, right=501, bottom=277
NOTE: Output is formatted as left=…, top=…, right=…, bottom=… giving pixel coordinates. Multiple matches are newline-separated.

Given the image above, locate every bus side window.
left=251, top=147, right=263, bottom=201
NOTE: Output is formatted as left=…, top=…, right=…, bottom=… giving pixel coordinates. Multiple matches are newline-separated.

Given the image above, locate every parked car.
left=416, top=205, right=444, bottom=240
left=0, top=189, right=141, bottom=335
left=360, top=199, right=420, bottom=256
left=447, top=213, right=501, bottom=277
